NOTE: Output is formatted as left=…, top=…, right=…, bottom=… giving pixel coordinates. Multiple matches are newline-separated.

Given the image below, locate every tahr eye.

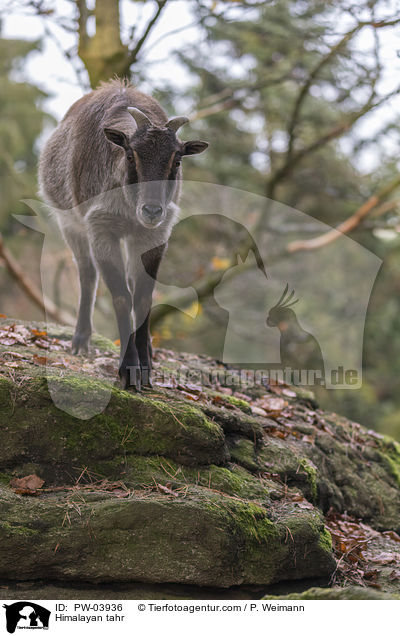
left=126, top=152, right=134, bottom=163
left=175, top=159, right=181, bottom=168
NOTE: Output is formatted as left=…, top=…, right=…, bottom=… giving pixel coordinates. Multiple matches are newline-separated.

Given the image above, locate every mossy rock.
left=0, top=374, right=228, bottom=479
left=0, top=486, right=334, bottom=587
left=2, top=320, right=400, bottom=596
left=262, top=585, right=400, bottom=600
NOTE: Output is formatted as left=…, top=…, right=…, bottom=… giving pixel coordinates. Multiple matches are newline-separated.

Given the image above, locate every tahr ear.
left=182, top=140, right=209, bottom=155
left=104, top=128, right=129, bottom=149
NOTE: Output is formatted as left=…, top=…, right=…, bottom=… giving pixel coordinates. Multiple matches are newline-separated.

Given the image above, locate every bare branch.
left=286, top=175, right=400, bottom=253
left=128, top=0, right=169, bottom=64
left=0, top=234, right=75, bottom=326
left=151, top=176, right=400, bottom=327
left=285, top=15, right=400, bottom=164
left=267, top=83, right=400, bottom=200
left=190, top=98, right=239, bottom=121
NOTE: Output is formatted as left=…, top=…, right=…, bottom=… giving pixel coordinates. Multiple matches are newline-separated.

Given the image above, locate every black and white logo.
left=3, top=602, right=50, bottom=633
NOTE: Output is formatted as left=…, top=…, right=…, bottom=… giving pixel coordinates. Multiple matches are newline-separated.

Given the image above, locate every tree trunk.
left=77, top=0, right=132, bottom=88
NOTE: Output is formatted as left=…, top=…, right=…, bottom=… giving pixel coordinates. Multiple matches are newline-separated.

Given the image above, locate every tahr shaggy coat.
left=39, top=78, right=208, bottom=389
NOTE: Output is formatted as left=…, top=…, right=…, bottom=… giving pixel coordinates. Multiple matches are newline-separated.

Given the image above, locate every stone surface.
left=0, top=320, right=399, bottom=598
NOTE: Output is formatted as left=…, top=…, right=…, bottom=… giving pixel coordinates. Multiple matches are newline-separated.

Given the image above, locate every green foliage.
left=157, top=0, right=400, bottom=437
left=0, top=35, right=53, bottom=232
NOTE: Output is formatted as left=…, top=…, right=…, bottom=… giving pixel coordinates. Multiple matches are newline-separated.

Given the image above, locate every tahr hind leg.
left=62, top=225, right=98, bottom=354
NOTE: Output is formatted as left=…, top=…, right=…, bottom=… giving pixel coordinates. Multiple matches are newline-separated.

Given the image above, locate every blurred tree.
left=3, top=0, right=400, bottom=435
left=0, top=32, right=52, bottom=232
left=76, top=0, right=168, bottom=87
left=152, top=0, right=400, bottom=320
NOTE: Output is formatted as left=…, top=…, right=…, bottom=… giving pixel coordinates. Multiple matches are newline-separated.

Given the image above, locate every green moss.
left=377, top=448, right=400, bottom=488
left=93, top=456, right=272, bottom=502
left=0, top=374, right=227, bottom=471
left=223, top=395, right=252, bottom=414
left=206, top=391, right=252, bottom=414
left=192, top=463, right=269, bottom=498
left=227, top=500, right=278, bottom=544
left=228, top=438, right=259, bottom=472
left=0, top=488, right=334, bottom=586
left=0, top=472, right=11, bottom=485
left=0, top=521, right=38, bottom=537
left=299, top=459, right=318, bottom=501
left=263, top=586, right=400, bottom=600
left=318, top=526, right=333, bottom=553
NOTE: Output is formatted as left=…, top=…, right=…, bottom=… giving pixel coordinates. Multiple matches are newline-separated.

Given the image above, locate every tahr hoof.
left=71, top=332, right=90, bottom=355
left=119, top=364, right=141, bottom=391
left=141, top=367, right=153, bottom=388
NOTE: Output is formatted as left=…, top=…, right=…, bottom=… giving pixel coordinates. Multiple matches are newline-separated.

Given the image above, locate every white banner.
left=0, top=599, right=397, bottom=636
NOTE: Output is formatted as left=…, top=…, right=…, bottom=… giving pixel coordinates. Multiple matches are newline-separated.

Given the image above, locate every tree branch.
left=286, top=175, right=400, bottom=253
left=286, top=25, right=361, bottom=159
left=267, top=83, right=400, bottom=200
left=151, top=176, right=400, bottom=327
left=128, top=0, right=169, bottom=64
left=0, top=234, right=75, bottom=326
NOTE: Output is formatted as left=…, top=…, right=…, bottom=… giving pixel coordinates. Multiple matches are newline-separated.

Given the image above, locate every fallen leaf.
left=383, top=530, right=400, bottom=542
left=13, top=489, right=42, bottom=497
left=112, top=489, right=130, bottom=498
left=269, top=429, right=288, bottom=439
left=256, top=396, right=288, bottom=417
left=179, top=390, right=201, bottom=401
left=31, top=329, right=47, bottom=338
left=0, top=338, right=19, bottom=346
left=32, top=354, right=47, bottom=366
left=282, top=388, right=297, bottom=398
left=10, top=474, right=45, bottom=491
left=178, top=383, right=203, bottom=395
left=234, top=391, right=252, bottom=402
left=251, top=406, right=268, bottom=417
left=1, top=351, right=24, bottom=359
left=35, top=339, right=49, bottom=349
left=367, top=552, right=398, bottom=565
left=94, top=357, right=117, bottom=374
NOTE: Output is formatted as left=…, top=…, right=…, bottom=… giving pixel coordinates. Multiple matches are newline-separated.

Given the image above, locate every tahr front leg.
left=129, top=243, right=166, bottom=387
left=88, top=217, right=141, bottom=390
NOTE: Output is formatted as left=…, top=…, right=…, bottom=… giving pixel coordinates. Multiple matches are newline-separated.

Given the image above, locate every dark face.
left=104, top=123, right=208, bottom=229
left=266, top=307, right=295, bottom=328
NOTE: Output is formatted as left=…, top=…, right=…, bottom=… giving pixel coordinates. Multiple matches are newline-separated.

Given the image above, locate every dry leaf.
left=1, top=351, right=24, bottom=359
left=256, top=396, right=288, bottom=417
left=281, top=388, right=297, bottom=398
left=10, top=474, right=45, bottom=491
left=13, top=489, right=42, bottom=497
left=31, top=329, right=47, bottom=338
left=35, top=339, right=49, bottom=349
left=32, top=354, right=47, bottom=366
left=179, top=390, right=200, bottom=401
left=383, top=530, right=400, bottom=542
left=251, top=405, right=267, bottom=417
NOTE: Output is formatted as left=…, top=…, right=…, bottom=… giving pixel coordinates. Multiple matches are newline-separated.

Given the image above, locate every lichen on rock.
left=0, top=320, right=400, bottom=598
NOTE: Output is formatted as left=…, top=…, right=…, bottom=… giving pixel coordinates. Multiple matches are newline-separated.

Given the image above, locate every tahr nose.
left=142, top=204, right=163, bottom=221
